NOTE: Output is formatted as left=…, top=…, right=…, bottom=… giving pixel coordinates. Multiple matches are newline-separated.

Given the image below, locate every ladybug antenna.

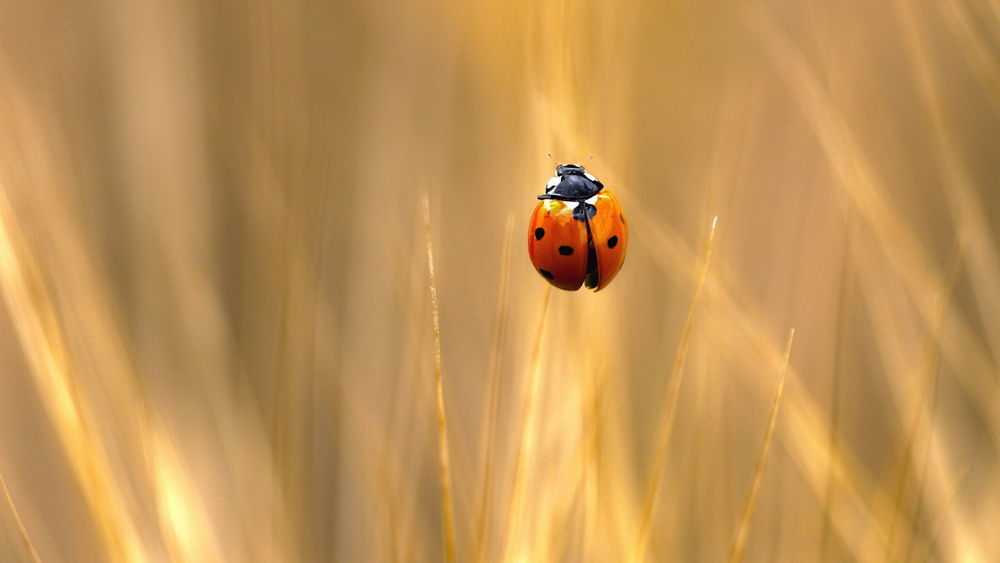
left=547, top=152, right=559, bottom=165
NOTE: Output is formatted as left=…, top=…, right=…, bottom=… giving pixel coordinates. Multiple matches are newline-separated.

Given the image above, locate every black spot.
left=558, top=246, right=574, bottom=256
left=573, top=203, right=597, bottom=221
left=538, top=269, right=554, bottom=279
left=608, top=236, right=619, bottom=249
left=534, top=227, right=545, bottom=240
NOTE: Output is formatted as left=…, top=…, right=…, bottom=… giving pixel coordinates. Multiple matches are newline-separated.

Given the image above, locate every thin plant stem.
left=0, top=471, right=42, bottom=563
left=728, top=329, right=795, bottom=563
left=422, top=193, right=457, bottom=563
left=498, top=283, right=552, bottom=561
left=822, top=212, right=853, bottom=562
left=634, top=216, right=718, bottom=562
left=472, top=215, right=515, bottom=562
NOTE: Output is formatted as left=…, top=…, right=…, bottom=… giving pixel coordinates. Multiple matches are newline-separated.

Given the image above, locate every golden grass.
left=0, top=470, right=40, bottom=563
left=820, top=215, right=853, bottom=562
left=422, top=194, right=457, bottom=563
left=634, top=216, right=717, bottom=562
left=728, top=329, right=794, bottom=563
left=894, top=246, right=964, bottom=562
left=0, top=0, right=998, bottom=560
left=497, top=284, right=551, bottom=561
left=472, top=215, right=514, bottom=562
left=0, top=182, right=144, bottom=562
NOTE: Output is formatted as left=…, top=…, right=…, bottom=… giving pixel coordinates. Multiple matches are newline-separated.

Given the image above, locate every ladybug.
left=527, top=164, right=627, bottom=291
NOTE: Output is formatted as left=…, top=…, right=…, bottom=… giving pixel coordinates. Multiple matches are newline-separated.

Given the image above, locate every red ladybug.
left=527, top=164, right=627, bottom=291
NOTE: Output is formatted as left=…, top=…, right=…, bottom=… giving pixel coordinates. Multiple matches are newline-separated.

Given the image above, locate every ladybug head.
left=555, top=164, right=586, bottom=176
left=540, top=164, right=604, bottom=201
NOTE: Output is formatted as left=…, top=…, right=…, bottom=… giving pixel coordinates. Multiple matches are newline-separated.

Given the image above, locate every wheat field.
left=0, top=0, right=999, bottom=561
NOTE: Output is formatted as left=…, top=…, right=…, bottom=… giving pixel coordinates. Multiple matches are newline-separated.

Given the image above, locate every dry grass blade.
left=889, top=246, right=964, bottom=561
left=893, top=0, right=1000, bottom=369
left=821, top=217, right=853, bottom=562
left=472, top=214, right=515, bottom=562
left=749, top=4, right=999, bottom=424
left=498, top=283, right=552, bottom=561
left=0, top=187, right=144, bottom=562
left=422, top=193, right=457, bottom=563
left=933, top=0, right=1000, bottom=118
left=0, top=471, right=41, bottom=563
left=643, top=214, right=893, bottom=560
left=634, top=216, right=718, bottom=562
left=750, top=11, right=996, bottom=555
left=728, top=329, right=795, bottom=563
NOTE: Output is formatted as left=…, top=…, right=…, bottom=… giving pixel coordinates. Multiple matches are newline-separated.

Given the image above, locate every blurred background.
left=1, top=0, right=999, bottom=561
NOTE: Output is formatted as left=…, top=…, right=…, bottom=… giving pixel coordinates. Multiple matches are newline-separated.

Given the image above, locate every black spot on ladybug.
left=534, top=227, right=545, bottom=240
left=538, top=269, right=554, bottom=279
left=558, top=245, right=574, bottom=255
left=608, top=236, right=619, bottom=249
left=573, top=203, right=597, bottom=221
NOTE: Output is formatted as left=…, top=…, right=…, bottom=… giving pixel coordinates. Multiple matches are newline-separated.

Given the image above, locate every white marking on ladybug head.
left=585, top=196, right=598, bottom=205
left=584, top=172, right=599, bottom=182
left=545, top=176, right=560, bottom=192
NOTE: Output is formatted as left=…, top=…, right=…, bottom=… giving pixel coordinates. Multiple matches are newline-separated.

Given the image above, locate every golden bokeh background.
left=1, top=0, right=999, bottom=561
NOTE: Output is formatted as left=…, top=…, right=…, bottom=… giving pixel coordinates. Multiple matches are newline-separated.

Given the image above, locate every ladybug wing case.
left=527, top=199, right=590, bottom=291
left=588, top=191, right=628, bottom=291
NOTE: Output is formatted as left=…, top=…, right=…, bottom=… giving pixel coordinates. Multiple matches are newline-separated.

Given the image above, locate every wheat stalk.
left=634, top=216, right=717, bottom=561
left=422, top=193, right=457, bottom=563
left=728, top=329, right=795, bottom=563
